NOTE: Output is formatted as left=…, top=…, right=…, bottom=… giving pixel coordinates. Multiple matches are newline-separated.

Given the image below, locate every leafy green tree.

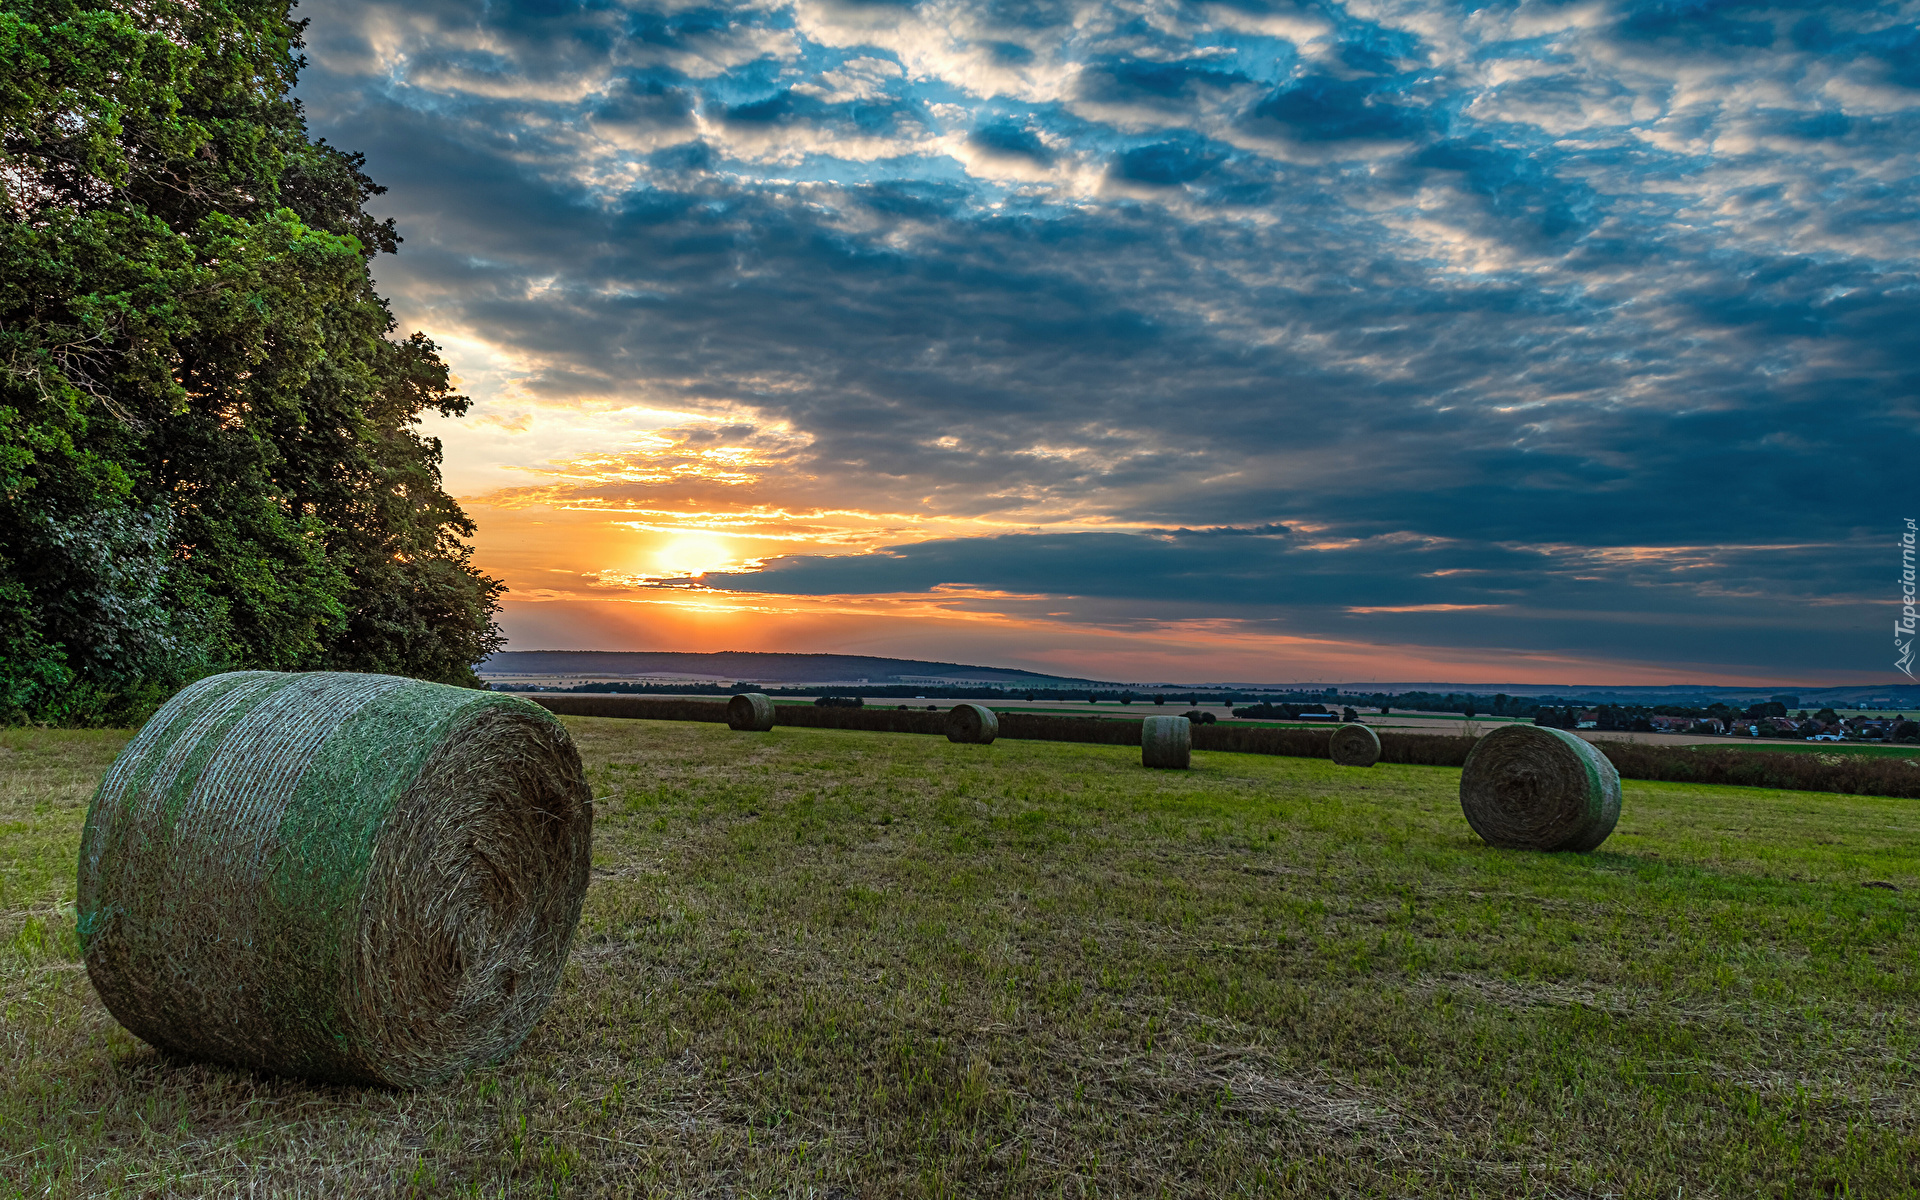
left=1, top=0, right=501, bottom=723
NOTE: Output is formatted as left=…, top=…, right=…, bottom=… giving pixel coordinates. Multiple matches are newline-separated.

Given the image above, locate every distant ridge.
left=480, top=653, right=1920, bottom=704
left=479, top=650, right=1115, bottom=686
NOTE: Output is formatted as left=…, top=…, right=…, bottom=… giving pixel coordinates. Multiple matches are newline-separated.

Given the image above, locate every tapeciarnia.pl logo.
left=1900, top=518, right=1917, bottom=679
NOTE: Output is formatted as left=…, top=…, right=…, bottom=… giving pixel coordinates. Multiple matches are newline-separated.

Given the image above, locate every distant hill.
left=478, top=653, right=1919, bottom=703
left=479, top=650, right=1112, bottom=686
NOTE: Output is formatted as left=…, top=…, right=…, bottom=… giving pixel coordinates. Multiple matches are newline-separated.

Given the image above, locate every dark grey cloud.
left=294, top=0, right=1920, bottom=675
left=691, top=527, right=1885, bottom=675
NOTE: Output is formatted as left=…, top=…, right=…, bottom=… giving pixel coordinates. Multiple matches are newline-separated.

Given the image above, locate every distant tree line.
left=2, top=0, right=503, bottom=724
left=501, top=683, right=1918, bottom=741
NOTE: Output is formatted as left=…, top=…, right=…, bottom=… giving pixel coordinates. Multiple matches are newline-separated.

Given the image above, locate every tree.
left=1, top=0, right=502, bottom=723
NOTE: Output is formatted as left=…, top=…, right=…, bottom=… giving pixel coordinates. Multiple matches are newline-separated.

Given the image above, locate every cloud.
left=679, top=527, right=1885, bottom=675
left=293, top=0, right=1920, bottom=678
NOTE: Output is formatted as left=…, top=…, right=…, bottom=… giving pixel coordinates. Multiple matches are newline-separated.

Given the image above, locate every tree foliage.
left=1, top=0, right=502, bottom=723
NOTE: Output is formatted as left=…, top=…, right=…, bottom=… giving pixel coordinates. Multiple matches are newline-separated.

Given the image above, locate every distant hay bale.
left=727, top=692, right=776, bottom=731
left=1141, top=715, right=1192, bottom=769
left=1459, top=724, right=1621, bottom=852
left=76, top=671, right=593, bottom=1087
left=1329, top=723, right=1381, bottom=767
left=946, top=703, right=998, bottom=744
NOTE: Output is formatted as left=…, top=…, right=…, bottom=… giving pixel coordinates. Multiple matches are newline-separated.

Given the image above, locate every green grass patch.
left=3, top=719, right=1917, bottom=1196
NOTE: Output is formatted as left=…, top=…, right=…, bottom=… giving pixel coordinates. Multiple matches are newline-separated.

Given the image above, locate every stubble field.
left=3, top=717, right=1917, bottom=1197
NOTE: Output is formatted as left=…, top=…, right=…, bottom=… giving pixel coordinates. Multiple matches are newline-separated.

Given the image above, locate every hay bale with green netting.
left=1141, top=715, right=1191, bottom=769
left=1459, top=724, right=1620, bottom=851
left=728, top=693, right=776, bottom=731
left=946, top=703, right=998, bottom=744
left=76, top=671, right=593, bottom=1087
left=1329, top=723, right=1380, bottom=767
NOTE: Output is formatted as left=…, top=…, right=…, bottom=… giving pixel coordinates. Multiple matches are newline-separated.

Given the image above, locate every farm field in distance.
left=3, top=719, right=1918, bottom=1197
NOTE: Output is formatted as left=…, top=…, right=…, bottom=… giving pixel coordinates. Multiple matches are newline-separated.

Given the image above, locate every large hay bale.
left=1329, top=723, right=1381, bottom=767
left=946, top=703, right=998, bottom=744
left=1141, top=715, right=1191, bottom=769
left=1459, top=724, right=1621, bottom=851
left=727, top=692, right=776, bottom=731
left=76, top=671, right=593, bottom=1087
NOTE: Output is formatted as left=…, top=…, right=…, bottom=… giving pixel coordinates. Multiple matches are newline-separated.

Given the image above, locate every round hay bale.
left=1329, top=723, right=1381, bottom=767
left=76, top=670, right=593, bottom=1087
left=946, top=703, right=998, bottom=744
left=1459, top=724, right=1621, bottom=852
left=1141, top=715, right=1191, bottom=769
left=727, top=693, right=776, bottom=731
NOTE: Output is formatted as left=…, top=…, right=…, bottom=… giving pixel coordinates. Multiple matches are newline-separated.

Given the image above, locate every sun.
left=653, top=535, right=733, bottom=578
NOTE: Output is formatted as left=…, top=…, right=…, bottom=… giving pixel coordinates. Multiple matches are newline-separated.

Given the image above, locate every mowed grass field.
left=3, top=718, right=1918, bottom=1198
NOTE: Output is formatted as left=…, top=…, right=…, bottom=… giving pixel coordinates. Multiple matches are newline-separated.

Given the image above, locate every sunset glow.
left=648, top=536, right=742, bottom=580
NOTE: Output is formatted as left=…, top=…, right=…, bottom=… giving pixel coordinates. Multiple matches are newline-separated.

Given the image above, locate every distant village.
left=1532, top=702, right=1918, bottom=742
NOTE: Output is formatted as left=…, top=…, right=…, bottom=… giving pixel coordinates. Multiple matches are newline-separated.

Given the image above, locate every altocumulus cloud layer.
left=295, top=0, right=1920, bottom=680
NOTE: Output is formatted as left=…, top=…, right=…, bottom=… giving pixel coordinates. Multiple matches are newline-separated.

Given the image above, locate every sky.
left=293, top=0, right=1920, bottom=686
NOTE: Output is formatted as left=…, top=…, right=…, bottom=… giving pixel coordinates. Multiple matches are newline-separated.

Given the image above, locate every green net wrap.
left=76, top=671, right=594, bottom=1087
left=1459, top=724, right=1621, bottom=852
left=945, top=703, right=999, bottom=744
left=1141, top=715, right=1192, bottom=769
left=1329, top=723, right=1381, bottom=767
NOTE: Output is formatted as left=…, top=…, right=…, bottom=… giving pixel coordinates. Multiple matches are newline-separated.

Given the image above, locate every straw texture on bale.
left=1141, top=715, right=1192, bottom=769
left=945, top=703, right=999, bottom=745
left=727, top=693, right=776, bottom=731
left=76, top=671, right=593, bottom=1087
left=1329, top=723, right=1381, bottom=767
left=1459, top=724, right=1621, bottom=852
